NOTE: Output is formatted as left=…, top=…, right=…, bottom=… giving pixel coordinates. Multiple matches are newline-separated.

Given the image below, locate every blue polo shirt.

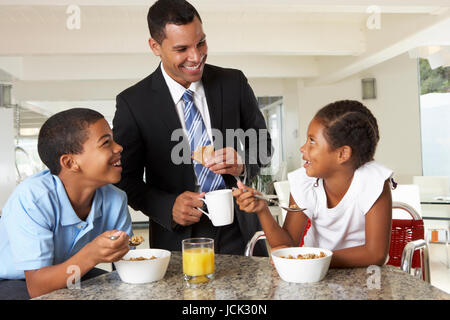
left=0, top=170, right=133, bottom=280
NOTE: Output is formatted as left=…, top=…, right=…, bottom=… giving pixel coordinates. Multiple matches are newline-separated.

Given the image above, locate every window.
left=14, top=106, right=47, bottom=183
left=418, top=58, right=450, bottom=176
left=258, top=96, right=285, bottom=191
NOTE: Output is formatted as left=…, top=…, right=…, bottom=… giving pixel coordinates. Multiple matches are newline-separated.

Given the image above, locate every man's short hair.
left=38, top=108, right=104, bottom=175
left=147, top=0, right=202, bottom=44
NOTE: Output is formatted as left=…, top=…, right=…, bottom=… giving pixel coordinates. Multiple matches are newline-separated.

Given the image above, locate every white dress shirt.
left=161, top=63, right=213, bottom=142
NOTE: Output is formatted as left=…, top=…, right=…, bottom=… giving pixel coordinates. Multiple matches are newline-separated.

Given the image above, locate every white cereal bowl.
left=271, top=247, right=333, bottom=283
left=113, top=249, right=171, bottom=284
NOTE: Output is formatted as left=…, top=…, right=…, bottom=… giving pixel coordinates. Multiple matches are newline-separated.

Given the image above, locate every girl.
left=233, top=100, right=393, bottom=267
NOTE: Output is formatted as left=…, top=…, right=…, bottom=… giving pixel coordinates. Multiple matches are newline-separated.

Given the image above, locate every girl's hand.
left=232, top=180, right=268, bottom=214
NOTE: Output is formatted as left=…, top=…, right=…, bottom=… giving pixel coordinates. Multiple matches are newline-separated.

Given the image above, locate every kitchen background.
left=0, top=0, right=449, bottom=293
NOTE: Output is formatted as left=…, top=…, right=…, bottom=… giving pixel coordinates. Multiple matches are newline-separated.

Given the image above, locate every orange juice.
left=182, top=247, right=214, bottom=276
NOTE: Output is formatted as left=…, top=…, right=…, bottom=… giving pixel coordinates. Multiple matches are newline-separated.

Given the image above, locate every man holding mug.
left=113, top=0, right=272, bottom=256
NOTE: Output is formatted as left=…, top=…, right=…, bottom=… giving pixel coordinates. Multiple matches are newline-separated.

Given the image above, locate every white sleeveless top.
left=287, top=161, right=393, bottom=251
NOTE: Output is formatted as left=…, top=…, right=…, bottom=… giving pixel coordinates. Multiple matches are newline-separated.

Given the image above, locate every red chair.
left=388, top=201, right=430, bottom=282
left=299, top=219, right=311, bottom=247
left=244, top=201, right=430, bottom=282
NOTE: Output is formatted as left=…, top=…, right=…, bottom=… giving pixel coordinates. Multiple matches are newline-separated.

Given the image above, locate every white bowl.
left=271, top=247, right=333, bottom=283
left=113, top=249, right=171, bottom=284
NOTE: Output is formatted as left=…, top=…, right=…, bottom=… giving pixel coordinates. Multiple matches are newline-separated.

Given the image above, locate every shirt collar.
left=53, top=175, right=103, bottom=226
left=160, top=62, right=205, bottom=104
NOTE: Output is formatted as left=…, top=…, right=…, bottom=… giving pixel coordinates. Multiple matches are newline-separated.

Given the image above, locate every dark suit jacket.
left=112, top=64, right=272, bottom=254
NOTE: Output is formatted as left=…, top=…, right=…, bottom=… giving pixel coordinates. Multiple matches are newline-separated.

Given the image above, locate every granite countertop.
left=35, top=252, right=450, bottom=300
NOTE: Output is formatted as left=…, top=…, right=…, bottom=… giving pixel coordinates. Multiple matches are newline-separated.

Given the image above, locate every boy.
left=0, top=108, right=132, bottom=299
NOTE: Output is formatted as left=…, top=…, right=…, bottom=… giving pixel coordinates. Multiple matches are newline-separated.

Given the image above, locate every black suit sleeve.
left=112, top=94, right=177, bottom=232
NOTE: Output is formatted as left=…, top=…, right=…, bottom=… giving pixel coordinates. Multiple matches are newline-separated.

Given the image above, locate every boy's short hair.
left=38, top=108, right=104, bottom=175
left=147, top=0, right=202, bottom=44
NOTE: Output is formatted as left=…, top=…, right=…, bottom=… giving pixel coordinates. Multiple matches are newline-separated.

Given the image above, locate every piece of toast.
left=192, top=145, right=214, bottom=165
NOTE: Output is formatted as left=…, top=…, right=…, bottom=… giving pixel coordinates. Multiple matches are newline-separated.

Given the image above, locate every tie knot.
left=182, top=89, right=194, bottom=103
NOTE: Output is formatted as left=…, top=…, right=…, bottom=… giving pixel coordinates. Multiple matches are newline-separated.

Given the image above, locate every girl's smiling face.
left=300, top=117, right=340, bottom=178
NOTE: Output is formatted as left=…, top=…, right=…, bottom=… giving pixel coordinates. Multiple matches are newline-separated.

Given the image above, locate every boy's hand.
left=232, top=180, right=267, bottom=214
left=86, top=230, right=130, bottom=265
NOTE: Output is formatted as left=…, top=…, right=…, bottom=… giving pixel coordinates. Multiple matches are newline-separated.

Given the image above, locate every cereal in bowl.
left=281, top=251, right=327, bottom=260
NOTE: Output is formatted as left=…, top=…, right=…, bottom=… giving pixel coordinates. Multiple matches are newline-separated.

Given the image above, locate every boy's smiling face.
left=71, top=118, right=123, bottom=187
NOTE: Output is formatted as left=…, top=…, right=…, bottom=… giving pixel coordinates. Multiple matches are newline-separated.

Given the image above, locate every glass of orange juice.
left=182, top=238, right=214, bottom=285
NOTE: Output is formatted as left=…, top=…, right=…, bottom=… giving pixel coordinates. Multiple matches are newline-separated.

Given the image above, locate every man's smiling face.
left=149, top=16, right=207, bottom=88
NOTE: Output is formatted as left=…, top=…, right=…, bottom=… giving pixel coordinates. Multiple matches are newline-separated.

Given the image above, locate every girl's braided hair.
left=314, top=100, right=379, bottom=169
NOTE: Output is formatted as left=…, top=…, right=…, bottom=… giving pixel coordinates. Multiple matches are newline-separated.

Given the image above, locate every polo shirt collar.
left=87, top=191, right=103, bottom=223
left=53, top=175, right=103, bottom=226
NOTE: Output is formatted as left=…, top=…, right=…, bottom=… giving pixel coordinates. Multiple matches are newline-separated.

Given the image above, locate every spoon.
left=109, top=235, right=144, bottom=246
left=252, top=194, right=307, bottom=212
left=231, top=185, right=306, bottom=212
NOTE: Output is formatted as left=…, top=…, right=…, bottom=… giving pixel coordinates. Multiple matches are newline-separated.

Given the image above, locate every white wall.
left=250, top=53, right=423, bottom=183
left=300, top=53, right=422, bottom=183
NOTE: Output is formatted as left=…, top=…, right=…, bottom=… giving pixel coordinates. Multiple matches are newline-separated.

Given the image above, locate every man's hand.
left=205, top=147, right=244, bottom=177
left=85, top=230, right=130, bottom=265
left=172, top=191, right=206, bottom=226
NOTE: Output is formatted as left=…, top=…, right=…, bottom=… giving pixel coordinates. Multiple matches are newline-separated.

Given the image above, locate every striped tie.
left=182, top=89, right=226, bottom=192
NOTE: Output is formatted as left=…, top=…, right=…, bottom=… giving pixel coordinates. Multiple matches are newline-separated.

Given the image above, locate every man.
left=112, top=0, right=272, bottom=255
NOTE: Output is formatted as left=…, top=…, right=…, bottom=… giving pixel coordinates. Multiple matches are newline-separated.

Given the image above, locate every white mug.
left=197, top=189, right=234, bottom=226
